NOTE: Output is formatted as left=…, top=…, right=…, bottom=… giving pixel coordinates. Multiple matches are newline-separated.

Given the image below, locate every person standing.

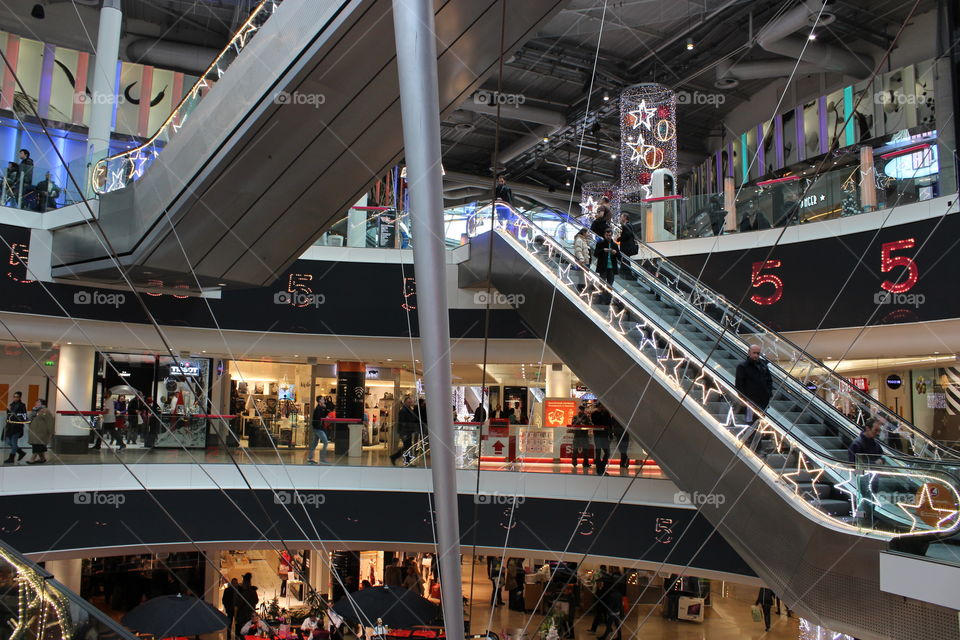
left=734, top=344, right=772, bottom=423
left=487, top=556, right=505, bottom=607
left=4, top=391, right=27, bottom=463
left=92, top=391, right=116, bottom=450
left=126, top=395, right=142, bottom=444
left=383, top=558, right=403, bottom=587
left=306, top=396, right=330, bottom=464
left=36, top=172, right=60, bottom=212
left=16, top=149, right=33, bottom=208
left=390, top=397, right=420, bottom=466
left=848, top=417, right=885, bottom=465
left=278, top=550, right=292, bottom=598
left=591, top=198, right=613, bottom=236
left=234, top=573, right=259, bottom=637
left=617, top=213, right=638, bottom=258
left=707, top=195, right=726, bottom=236
left=472, top=402, right=487, bottom=424
left=593, top=228, right=620, bottom=289
left=591, top=404, right=612, bottom=475
left=25, top=399, right=53, bottom=464
left=569, top=405, right=592, bottom=470
left=610, top=414, right=630, bottom=472
left=573, top=228, right=592, bottom=267
left=3, top=162, right=19, bottom=206
left=222, top=578, right=239, bottom=639
left=494, top=174, right=513, bottom=205
left=755, top=587, right=775, bottom=632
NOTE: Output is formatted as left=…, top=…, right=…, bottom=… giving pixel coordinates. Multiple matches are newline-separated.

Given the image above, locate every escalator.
left=460, top=210, right=960, bottom=639
left=49, top=0, right=565, bottom=291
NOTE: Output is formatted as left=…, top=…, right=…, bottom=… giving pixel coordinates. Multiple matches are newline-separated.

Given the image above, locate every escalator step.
left=816, top=499, right=853, bottom=516
left=812, top=436, right=844, bottom=449
left=795, top=482, right=834, bottom=498
left=795, top=423, right=828, bottom=436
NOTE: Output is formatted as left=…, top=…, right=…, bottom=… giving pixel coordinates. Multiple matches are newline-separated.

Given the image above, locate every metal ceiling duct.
left=458, top=97, right=566, bottom=127
left=716, top=1, right=870, bottom=88
left=127, top=39, right=219, bottom=74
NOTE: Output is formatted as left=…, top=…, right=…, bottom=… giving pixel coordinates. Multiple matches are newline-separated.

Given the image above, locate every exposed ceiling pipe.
left=716, top=1, right=871, bottom=88
left=715, top=58, right=817, bottom=84
left=127, top=39, right=219, bottom=74
left=458, top=99, right=566, bottom=127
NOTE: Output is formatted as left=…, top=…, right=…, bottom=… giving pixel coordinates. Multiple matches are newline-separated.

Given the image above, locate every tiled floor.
left=459, top=563, right=802, bottom=640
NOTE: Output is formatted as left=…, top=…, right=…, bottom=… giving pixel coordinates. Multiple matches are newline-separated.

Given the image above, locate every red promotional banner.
left=543, top=398, right=579, bottom=428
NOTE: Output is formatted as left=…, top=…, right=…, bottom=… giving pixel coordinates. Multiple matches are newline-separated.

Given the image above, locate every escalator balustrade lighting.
left=489, top=207, right=960, bottom=538
left=93, top=0, right=282, bottom=195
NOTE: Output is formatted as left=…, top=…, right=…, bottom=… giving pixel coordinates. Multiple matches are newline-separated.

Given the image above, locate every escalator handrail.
left=92, top=0, right=282, bottom=195
left=492, top=216, right=960, bottom=537
left=584, top=219, right=958, bottom=463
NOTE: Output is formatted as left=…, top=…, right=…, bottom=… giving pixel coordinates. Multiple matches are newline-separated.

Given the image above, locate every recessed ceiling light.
left=387, top=358, right=393, bottom=361
left=808, top=32, right=817, bottom=41
left=602, top=92, right=610, bottom=101
left=686, top=37, right=694, bottom=50
left=610, top=153, right=617, bottom=159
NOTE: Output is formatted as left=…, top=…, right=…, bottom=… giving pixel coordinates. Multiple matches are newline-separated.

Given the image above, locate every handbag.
left=750, top=605, right=762, bottom=623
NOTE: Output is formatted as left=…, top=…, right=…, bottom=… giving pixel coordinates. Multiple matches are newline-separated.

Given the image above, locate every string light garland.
left=620, top=83, right=678, bottom=201
left=580, top=181, right=621, bottom=222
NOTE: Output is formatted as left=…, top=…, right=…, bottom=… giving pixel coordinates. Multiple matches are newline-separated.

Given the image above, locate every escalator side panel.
left=219, top=0, right=568, bottom=285
left=462, top=231, right=957, bottom=640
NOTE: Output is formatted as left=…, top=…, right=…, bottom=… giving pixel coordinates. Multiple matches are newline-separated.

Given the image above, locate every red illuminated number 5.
left=880, top=239, right=918, bottom=293
left=750, top=260, right=783, bottom=306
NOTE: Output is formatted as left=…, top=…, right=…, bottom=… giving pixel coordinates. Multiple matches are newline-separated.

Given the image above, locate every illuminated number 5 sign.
left=750, top=260, right=783, bottom=306
left=880, top=239, right=918, bottom=293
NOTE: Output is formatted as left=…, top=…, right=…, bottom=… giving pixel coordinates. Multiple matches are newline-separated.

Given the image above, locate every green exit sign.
left=44, top=360, right=55, bottom=367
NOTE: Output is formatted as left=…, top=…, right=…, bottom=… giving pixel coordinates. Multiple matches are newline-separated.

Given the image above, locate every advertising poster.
left=543, top=398, right=578, bottom=427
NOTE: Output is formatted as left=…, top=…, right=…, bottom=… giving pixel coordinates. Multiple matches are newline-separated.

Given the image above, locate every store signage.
left=849, top=377, right=869, bottom=392
left=543, top=398, right=578, bottom=428
left=366, top=368, right=380, bottom=379
left=170, top=364, right=201, bottom=377
left=886, top=374, right=903, bottom=390
left=377, top=210, right=397, bottom=248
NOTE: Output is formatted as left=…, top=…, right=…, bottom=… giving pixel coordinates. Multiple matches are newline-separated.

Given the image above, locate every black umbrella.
left=332, top=587, right=438, bottom=628
left=122, top=594, right=229, bottom=638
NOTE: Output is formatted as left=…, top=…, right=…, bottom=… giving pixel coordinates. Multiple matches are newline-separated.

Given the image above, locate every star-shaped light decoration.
left=692, top=368, right=725, bottom=404
left=656, top=344, right=687, bottom=385
left=556, top=262, right=576, bottom=288
left=896, top=482, right=960, bottom=532
left=716, top=405, right=753, bottom=440
left=628, top=135, right=657, bottom=166
left=579, top=195, right=597, bottom=217
left=628, top=99, right=656, bottom=131
left=781, top=453, right=825, bottom=496
left=633, top=323, right=658, bottom=352
left=608, top=304, right=629, bottom=334
left=579, top=276, right=604, bottom=307
left=236, top=22, right=259, bottom=48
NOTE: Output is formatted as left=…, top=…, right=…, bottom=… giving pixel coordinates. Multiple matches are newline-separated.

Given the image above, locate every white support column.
left=347, top=195, right=369, bottom=248
left=53, top=344, right=96, bottom=454
left=44, top=559, right=82, bottom=594
left=85, top=0, right=122, bottom=198
left=546, top=364, right=572, bottom=397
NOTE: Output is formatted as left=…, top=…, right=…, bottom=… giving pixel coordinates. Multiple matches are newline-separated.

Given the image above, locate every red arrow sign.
left=492, top=440, right=505, bottom=454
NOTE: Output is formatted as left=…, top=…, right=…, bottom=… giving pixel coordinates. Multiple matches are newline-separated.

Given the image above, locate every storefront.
left=95, top=352, right=213, bottom=448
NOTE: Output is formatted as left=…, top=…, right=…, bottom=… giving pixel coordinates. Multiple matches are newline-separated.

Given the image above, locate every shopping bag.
left=750, top=605, right=762, bottom=623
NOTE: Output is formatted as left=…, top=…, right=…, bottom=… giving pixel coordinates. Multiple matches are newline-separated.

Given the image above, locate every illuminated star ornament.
left=897, top=482, right=960, bottom=531
left=627, top=99, right=656, bottom=131
left=579, top=195, right=598, bottom=217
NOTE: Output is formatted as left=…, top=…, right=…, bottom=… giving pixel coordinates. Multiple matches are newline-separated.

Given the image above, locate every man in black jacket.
left=390, top=396, right=421, bottom=465
left=734, top=344, right=772, bottom=423
left=306, top=396, right=330, bottom=464
left=3, top=391, right=27, bottom=463
left=617, top=213, right=638, bottom=257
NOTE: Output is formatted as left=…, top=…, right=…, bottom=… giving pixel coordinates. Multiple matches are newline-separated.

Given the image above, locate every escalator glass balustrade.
left=479, top=205, right=960, bottom=540
left=92, top=0, right=284, bottom=195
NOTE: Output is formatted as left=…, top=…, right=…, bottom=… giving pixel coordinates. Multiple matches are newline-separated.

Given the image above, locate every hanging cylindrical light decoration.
left=619, top=83, right=677, bottom=201
left=579, top=180, right=620, bottom=221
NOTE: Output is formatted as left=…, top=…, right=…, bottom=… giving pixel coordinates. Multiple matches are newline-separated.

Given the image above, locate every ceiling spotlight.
left=602, top=92, right=610, bottom=102
left=565, top=180, right=571, bottom=186
left=808, top=32, right=817, bottom=40
left=565, top=165, right=572, bottom=171
left=610, top=153, right=617, bottom=159
left=542, top=136, right=550, bottom=142
left=686, top=37, right=694, bottom=50
left=31, top=4, right=45, bottom=19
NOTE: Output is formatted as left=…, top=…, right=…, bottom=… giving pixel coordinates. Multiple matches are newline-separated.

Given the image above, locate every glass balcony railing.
left=491, top=206, right=960, bottom=540
left=0, top=165, right=84, bottom=212
left=91, top=0, right=283, bottom=195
